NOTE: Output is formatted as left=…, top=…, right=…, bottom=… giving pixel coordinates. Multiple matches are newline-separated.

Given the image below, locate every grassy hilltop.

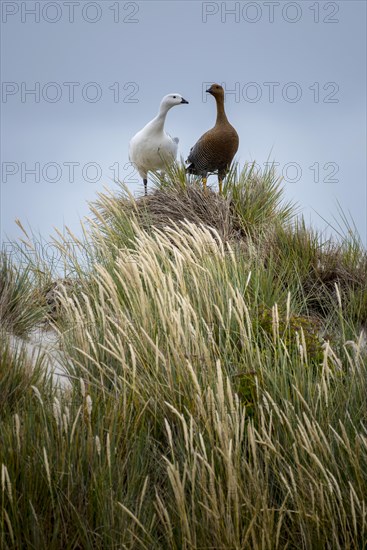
left=1, top=164, right=367, bottom=549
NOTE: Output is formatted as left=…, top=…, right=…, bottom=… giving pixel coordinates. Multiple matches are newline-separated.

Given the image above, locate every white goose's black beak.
left=181, top=98, right=189, bottom=104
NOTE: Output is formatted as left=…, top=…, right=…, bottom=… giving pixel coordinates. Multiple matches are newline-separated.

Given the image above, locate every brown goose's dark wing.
left=186, top=130, right=216, bottom=176
left=186, top=126, right=239, bottom=176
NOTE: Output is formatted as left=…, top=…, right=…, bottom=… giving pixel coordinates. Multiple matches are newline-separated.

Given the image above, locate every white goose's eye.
left=173, top=95, right=176, bottom=99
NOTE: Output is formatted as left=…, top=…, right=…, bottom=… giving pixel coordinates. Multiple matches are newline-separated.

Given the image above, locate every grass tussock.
left=1, top=163, right=367, bottom=549
left=0, top=252, right=47, bottom=337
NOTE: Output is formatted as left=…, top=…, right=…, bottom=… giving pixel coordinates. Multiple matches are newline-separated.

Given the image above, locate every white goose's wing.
left=164, top=132, right=179, bottom=158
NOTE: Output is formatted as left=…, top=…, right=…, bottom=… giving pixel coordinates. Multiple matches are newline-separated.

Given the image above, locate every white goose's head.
left=160, top=93, right=189, bottom=111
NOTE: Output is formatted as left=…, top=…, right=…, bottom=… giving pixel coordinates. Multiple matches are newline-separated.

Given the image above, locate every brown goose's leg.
left=202, top=177, right=208, bottom=195
left=218, top=169, right=226, bottom=195
left=143, top=178, right=148, bottom=196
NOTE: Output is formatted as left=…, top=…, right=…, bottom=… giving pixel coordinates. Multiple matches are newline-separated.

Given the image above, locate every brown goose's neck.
left=215, top=96, right=229, bottom=125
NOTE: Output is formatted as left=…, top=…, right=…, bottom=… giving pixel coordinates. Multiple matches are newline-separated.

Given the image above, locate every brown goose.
left=186, top=84, right=239, bottom=194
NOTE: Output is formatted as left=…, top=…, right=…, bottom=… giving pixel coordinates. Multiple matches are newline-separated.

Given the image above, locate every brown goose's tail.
left=186, top=163, right=199, bottom=175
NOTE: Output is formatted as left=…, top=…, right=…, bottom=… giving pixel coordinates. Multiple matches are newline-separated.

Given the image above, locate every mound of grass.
left=1, top=163, right=366, bottom=548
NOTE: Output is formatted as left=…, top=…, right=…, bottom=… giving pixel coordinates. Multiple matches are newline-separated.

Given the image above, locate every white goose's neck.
left=151, top=103, right=171, bottom=132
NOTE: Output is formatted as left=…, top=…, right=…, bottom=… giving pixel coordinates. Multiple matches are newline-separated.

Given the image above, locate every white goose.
left=129, top=93, right=189, bottom=196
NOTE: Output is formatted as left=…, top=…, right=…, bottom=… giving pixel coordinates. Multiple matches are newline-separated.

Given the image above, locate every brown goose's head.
left=206, top=83, right=224, bottom=99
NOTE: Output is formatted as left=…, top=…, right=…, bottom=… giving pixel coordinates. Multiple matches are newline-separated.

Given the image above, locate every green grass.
left=0, top=252, right=48, bottom=337
left=1, top=164, right=366, bottom=548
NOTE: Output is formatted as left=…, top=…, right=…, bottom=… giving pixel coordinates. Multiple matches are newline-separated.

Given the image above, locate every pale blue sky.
left=1, top=0, right=366, bottom=250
